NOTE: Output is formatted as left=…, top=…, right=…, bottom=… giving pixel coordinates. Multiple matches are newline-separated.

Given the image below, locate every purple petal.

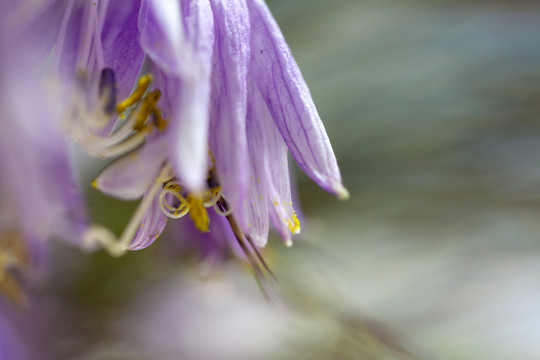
left=52, top=2, right=96, bottom=84
left=0, top=44, right=87, bottom=251
left=245, top=166, right=269, bottom=248
left=163, top=76, right=211, bottom=192
left=163, top=0, right=215, bottom=192
left=2, top=0, right=65, bottom=70
left=247, top=0, right=348, bottom=199
left=245, top=88, right=270, bottom=248
left=128, top=188, right=168, bottom=250
left=208, top=0, right=251, bottom=227
left=169, top=210, right=237, bottom=262
left=246, top=96, right=270, bottom=248
left=138, top=0, right=192, bottom=77
left=51, top=2, right=84, bottom=83
left=249, top=86, right=295, bottom=244
left=94, top=139, right=167, bottom=201
left=101, top=0, right=145, bottom=100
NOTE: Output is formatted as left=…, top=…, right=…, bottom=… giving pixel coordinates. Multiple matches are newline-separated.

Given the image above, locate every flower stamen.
left=158, top=180, right=222, bottom=232
left=66, top=70, right=167, bottom=159
left=116, top=74, right=152, bottom=114
left=202, top=187, right=221, bottom=207
left=134, top=89, right=161, bottom=131
left=185, top=194, right=210, bottom=232
left=215, top=198, right=277, bottom=298
left=287, top=210, right=301, bottom=234
left=84, top=165, right=173, bottom=257
left=159, top=181, right=189, bottom=219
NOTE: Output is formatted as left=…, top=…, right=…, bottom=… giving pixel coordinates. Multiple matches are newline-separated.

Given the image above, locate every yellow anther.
left=134, top=89, right=161, bottom=131
left=164, top=182, right=182, bottom=192
left=116, top=74, right=153, bottom=114
left=287, top=210, right=301, bottom=234
left=152, top=108, right=167, bottom=130
left=186, top=194, right=210, bottom=232
left=91, top=179, right=98, bottom=188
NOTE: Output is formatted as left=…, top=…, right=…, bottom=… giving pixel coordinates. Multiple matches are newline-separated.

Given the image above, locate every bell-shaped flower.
left=39, top=0, right=347, bottom=267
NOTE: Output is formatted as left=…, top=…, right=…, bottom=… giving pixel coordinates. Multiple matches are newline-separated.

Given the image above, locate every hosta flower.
left=42, top=0, right=347, bottom=266
left=0, top=16, right=88, bottom=305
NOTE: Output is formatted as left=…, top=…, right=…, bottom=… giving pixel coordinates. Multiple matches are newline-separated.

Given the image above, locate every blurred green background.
left=48, top=1, right=540, bottom=359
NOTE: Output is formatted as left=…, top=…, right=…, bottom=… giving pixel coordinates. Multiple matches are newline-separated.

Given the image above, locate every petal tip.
left=336, top=185, right=350, bottom=201
left=250, top=234, right=268, bottom=248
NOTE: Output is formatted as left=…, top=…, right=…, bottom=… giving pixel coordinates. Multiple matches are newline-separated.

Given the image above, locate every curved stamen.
left=158, top=180, right=214, bottom=230
left=203, top=187, right=221, bottom=208
left=213, top=201, right=232, bottom=216
left=159, top=188, right=189, bottom=219
left=94, top=128, right=150, bottom=159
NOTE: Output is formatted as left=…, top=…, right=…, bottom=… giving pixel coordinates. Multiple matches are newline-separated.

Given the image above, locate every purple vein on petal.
left=247, top=0, right=348, bottom=199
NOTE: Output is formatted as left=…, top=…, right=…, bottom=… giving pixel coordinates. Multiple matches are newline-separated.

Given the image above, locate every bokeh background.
left=15, top=0, right=540, bottom=359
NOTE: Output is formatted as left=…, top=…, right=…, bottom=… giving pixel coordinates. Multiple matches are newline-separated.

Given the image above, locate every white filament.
left=67, top=94, right=149, bottom=159
left=213, top=202, right=232, bottom=217
left=203, top=188, right=222, bottom=208
left=159, top=188, right=189, bottom=219
left=83, top=166, right=172, bottom=256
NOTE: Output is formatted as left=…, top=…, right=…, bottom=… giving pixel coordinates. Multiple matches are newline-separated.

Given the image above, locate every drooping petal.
left=247, top=0, right=348, bottom=199
left=127, top=187, right=168, bottom=250
left=94, top=139, right=167, bottom=201
left=249, top=85, right=296, bottom=245
left=245, top=86, right=271, bottom=247
left=163, top=0, right=215, bottom=192
left=208, top=0, right=251, bottom=228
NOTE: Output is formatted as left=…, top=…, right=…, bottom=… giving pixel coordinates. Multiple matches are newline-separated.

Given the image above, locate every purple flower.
left=0, top=7, right=88, bottom=305
left=43, top=1, right=347, bottom=260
